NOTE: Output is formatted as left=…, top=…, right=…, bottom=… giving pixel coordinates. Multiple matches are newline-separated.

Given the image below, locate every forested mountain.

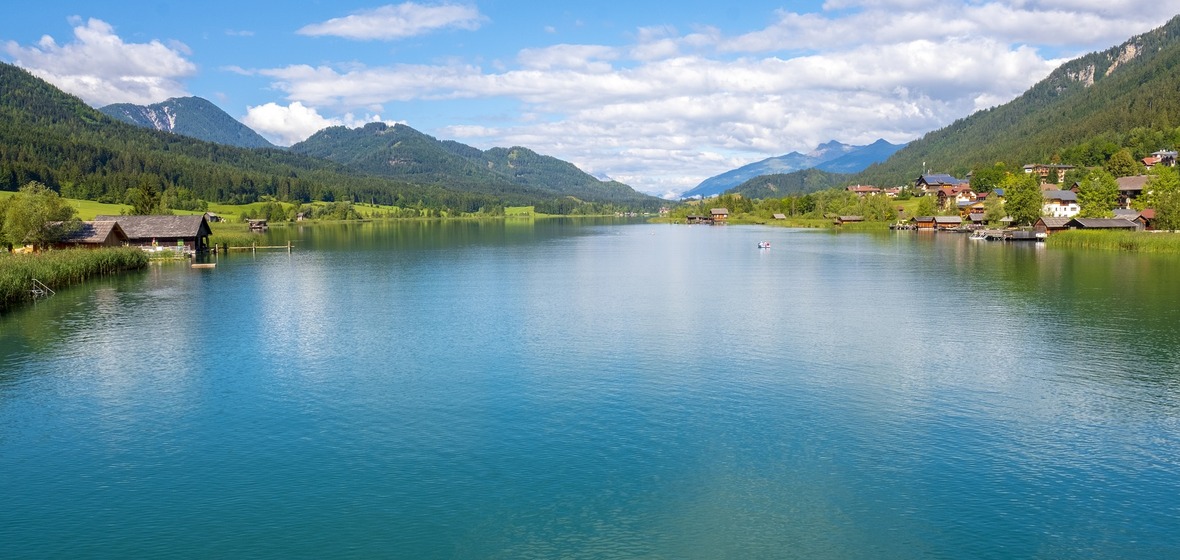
left=100, top=97, right=275, bottom=149
left=726, top=168, right=849, bottom=199
left=683, top=139, right=903, bottom=199
left=0, top=63, right=659, bottom=213
left=290, top=122, right=655, bottom=206
left=855, top=14, right=1180, bottom=187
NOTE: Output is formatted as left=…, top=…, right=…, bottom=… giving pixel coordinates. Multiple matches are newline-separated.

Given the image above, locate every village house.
left=1114, top=208, right=1156, bottom=230
left=935, top=185, right=975, bottom=210
left=1150, top=149, right=1177, bottom=167
left=94, top=214, right=213, bottom=254
left=845, top=185, right=882, bottom=197
left=1116, top=175, right=1149, bottom=209
left=1042, top=190, right=1080, bottom=218
left=915, top=174, right=967, bottom=193
left=1023, top=163, right=1075, bottom=183
left=958, top=199, right=986, bottom=217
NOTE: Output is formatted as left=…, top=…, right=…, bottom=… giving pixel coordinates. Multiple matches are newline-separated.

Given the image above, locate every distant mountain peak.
left=100, top=96, right=274, bottom=149
left=681, top=139, right=905, bottom=199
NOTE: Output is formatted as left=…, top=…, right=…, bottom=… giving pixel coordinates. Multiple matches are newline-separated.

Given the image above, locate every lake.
left=2, top=220, right=1179, bottom=558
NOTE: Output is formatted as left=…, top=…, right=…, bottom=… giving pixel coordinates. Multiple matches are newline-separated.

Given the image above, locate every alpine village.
left=5, top=15, right=1180, bottom=313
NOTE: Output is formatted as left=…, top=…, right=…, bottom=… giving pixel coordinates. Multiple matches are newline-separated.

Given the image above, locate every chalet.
left=958, top=200, right=986, bottom=217
left=935, top=185, right=975, bottom=210
left=911, top=216, right=936, bottom=230
left=1042, top=190, right=1080, bottom=218
left=710, top=208, right=729, bottom=222
left=933, top=215, right=963, bottom=230
left=1151, top=150, right=1177, bottom=167
left=1116, top=175, right=1149, bottom=209
left=1115, top=208, right=1156, bottom=230
left=50, top=221, right=129, bottom=249
left=1143, top=155, right=1162, bottom=168
left=835, top=215, right=864, bottom=225
left=95, top=214, right=213, bottom=254
left=1033, top=216, right=1071, bottom=236
left=846, top=185, right=881, bottom=197
left=1023, top=163, right=1075, bottom=183
left=915, top=174, right=967, bottom=192
left=1064, top=218, right=1140, bottom=231
left=883, top=187, right=903, bottom=197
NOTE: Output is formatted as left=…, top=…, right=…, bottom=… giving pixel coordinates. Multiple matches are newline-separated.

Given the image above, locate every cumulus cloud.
left=297, top=2, right=485, bottom=40
left=3, top=17, right=195, bottom=106
left=242, top=101, right=400, bottom=146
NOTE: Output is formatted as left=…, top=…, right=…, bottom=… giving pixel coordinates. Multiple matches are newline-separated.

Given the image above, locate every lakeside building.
left=94, top=214, right=213, bottom=254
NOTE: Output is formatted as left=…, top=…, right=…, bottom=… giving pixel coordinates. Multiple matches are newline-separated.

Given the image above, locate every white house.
left=1042, top=190, right=1080, bottom=218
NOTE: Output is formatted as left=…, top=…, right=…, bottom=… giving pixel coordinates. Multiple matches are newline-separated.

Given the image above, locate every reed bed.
left=1046, top=230, right=1180, bottom=253
left=0, top=247, right=148, bottom=313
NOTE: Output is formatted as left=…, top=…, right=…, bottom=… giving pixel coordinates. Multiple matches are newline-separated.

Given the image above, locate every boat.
left=968, top=230, right=987, bottom=240
left=758, top=241, right=771, bottom=249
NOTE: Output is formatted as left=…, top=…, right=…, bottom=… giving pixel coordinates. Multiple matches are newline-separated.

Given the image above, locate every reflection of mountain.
left=682, top=139, right=904, bottom=198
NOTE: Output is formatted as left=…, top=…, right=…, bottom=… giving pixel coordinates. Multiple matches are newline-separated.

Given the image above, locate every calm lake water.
left=3, top=220, right=1180, bottom=558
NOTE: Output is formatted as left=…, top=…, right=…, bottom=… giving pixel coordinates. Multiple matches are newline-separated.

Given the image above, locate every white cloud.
left=3, top=17, right=195, bottom=106
left=242, top=102, right=400, bottom=146
left=297, top=2, right=485, bottom=40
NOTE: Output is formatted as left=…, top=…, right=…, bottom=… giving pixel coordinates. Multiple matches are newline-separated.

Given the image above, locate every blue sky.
left=1, top=1, right=1174, bottom=197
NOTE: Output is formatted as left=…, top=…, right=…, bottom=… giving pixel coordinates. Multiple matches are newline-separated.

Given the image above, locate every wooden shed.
left=1063, top=218, right=1140, bottom=231
left=1033, top=216, right=1071, bottom=235
left=51, top=221, right=129, bottom=249
left=95, top=214, right=213, bottom=253
left=710, top=208, right=729, bottom=222
left=836, top=215, right=864, bottom=225
left=911, top=216, right=936, bottom=230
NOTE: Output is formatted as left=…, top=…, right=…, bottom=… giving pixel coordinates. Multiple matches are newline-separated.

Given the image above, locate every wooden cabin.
left=94, top=214, right=213, bottom=253
left=1063, top=218, right=1140, bottom=231
left=1033, top=216, right=1071, bottom=236
left=911, top=216, right=936, bottom=230
left=710, top=208, right=729, bottom=222
left=50, top=221, right=129, bottom=249
left=835, top=215, right=864, bottom=225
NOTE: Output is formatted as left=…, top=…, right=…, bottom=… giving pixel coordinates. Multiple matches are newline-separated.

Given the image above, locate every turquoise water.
left=2, top=221, right=1179, bottom=558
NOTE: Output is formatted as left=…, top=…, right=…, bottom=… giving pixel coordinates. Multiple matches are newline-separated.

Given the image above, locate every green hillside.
left=856, top=14, right=1180, bottom=186
left=290, top=122, right=658, bottom=207
left=0, top=63, right=654, bottom=214
left=728, top=168, right=849, bottom=199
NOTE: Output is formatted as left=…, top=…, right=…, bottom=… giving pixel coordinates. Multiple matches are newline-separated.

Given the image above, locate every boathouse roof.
left=94, top=215, right=212, bottom=240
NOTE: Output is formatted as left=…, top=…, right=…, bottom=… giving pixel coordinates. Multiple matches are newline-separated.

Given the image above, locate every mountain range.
left=100, top=97, right=275, bottom=149
left=681, top=139, right=904, bottom=199
left=289, top=122, right=648, bottom=205
left=0, top=62, right=660, bottom=213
